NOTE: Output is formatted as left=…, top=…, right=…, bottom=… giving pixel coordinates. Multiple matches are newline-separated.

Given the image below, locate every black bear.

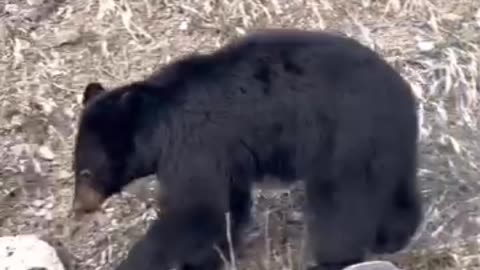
left=71, top=29, right=423, bottom=270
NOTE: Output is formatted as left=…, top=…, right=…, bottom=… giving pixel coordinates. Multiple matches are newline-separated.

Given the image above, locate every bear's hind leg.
left=305, top=170, right=378, bottom=270
left=305, top=130, right=381, bottom=270
left=370, top=152, right=422, bottom=254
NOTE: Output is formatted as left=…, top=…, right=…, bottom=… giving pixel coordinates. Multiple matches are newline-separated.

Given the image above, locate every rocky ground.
left=0, top=0, right=479, bottom=269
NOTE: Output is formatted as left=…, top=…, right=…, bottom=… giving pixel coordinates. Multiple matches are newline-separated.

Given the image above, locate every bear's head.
left=71, top=81, right=156, bottom=216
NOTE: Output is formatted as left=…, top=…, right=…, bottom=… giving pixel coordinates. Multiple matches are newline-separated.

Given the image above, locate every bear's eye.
left=79, top=169, right=93, bottom=182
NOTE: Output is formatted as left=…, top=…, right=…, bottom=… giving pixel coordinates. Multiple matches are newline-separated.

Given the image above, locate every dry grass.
left=0, top=0, right=479, bottom=269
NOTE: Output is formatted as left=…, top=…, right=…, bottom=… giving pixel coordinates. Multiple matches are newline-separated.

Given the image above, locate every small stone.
left=179, top=21, right=188, bottom=30
left=343, top=261, right=400, bottom=270
left=45, top=202, right=54, bottom=209
left=27, top=0, right=45, bottom=5
left=361, top=0, right=371, bottom=8
left=34, top=208, right=48, bottom=217
left=4, top=4, right=20, bottom=15
left=32, top=199, right=45, bottom=208
left=417, top=40, right=435, bottom=52
left=235, top=27, right=246, bottom=35
left=443, top=13, right=462, bottom=21
left=46, top=29, right=82, bottom=48
left=10, top=114, right=25, bottom=127
left=476, top=9, right=480, bottom=27
left=37, top=145, right=55, bottom=161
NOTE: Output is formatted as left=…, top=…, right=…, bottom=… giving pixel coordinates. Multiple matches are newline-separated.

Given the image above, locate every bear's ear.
left=83, top=82, right=106, bottom=105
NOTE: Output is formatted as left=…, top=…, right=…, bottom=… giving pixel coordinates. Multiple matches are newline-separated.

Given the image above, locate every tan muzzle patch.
left=72, top=183, right=106, bottom=217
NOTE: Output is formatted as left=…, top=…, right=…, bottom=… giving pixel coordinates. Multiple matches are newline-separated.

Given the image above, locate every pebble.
left=343, top=261, right=401, bottom=270
left=27, top=0, right=45, bottom=5
left=33, top=199, right=45, bottom=208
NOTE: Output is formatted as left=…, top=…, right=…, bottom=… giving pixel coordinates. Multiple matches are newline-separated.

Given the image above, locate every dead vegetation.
left=0, top=0, right=479, bottom=269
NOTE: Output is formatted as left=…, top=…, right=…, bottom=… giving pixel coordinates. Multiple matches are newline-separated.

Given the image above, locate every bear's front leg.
left=115, top=203, right=228, bottom=270
left=116, top=151, right=234, bottom=270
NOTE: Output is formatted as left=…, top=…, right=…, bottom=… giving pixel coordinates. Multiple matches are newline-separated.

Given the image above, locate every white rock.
left=0, top=235, right=65, bottom=270
left=37, top=145, right=55, bottom=161
left=343, top=261, right=401, bottom=270
left=179, top=21, right=189, bottom=30
left=476, top=9, right=480, bottom=26
left=27, top=0, right=45, bottom=5
left=4, top=4, right=20, bottom=15
left=33, top=199, right=45, bottom=208
left=417, top=40, right=435, bottom=52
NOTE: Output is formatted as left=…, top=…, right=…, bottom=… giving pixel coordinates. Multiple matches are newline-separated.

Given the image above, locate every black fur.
left=72, top=29, right=422, bottom=270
